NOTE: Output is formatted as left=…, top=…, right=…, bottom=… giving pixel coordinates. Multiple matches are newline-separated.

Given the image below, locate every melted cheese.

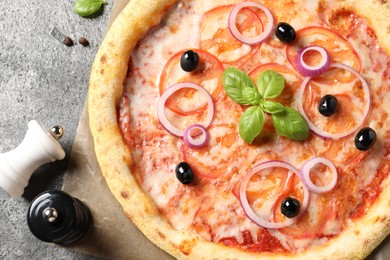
left=119, top=0, right=390, bottom=254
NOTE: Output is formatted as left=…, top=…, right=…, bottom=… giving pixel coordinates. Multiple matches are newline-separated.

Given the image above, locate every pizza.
left=88, top=0, right=390, bottom=258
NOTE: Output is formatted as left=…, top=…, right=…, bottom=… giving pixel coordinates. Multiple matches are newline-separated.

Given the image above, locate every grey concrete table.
left=0, top=0, right=112, bottom=259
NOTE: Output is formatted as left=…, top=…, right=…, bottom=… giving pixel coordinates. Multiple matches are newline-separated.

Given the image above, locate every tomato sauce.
left=220, top=229, right=287, bottom=253
left=350, top=162, right=389, bottom=220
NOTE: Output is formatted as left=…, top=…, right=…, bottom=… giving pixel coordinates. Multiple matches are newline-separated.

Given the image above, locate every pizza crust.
left=346, top=0, right=390, bottom=56
left=89, top=0, right=390, bottom=258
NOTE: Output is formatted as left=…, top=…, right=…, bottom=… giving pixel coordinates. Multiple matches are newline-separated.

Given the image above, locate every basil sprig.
left=223, top=68, right=310, bottom=143
left=223, top=68, right=259, bottom=106
left=239, top=106, right=264, bottom=144
left=74, top=0, right=107, bottom=17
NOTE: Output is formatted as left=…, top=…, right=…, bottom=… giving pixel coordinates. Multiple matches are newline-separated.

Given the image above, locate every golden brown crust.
left=89, top=0, right=187, bottom=258
left=346, top=0, right=390, bottom=55
left=89, top=0, right=390, bottom=259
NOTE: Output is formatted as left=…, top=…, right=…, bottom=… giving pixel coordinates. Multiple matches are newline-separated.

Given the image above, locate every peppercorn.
left=78, top=37, right=89, bottom=46
left=63, top=36, right=73, bottom=47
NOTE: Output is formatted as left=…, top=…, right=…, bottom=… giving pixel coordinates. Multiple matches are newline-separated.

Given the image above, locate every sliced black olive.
left=180, top=50, right=199, bottom=72
left=319, top=95, right=338, bottom=116
left=175, top=162, right=194, bottom=184
left=281, top=197, right=300, bottom=218
left=355, top=127, right=376, bottom=151
left=275, top=22, right=296, bottom=43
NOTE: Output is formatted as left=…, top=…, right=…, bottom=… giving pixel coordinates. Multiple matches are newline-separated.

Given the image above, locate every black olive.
left=180, top=50, right=199, bottom=72
left=175, top=162, right=194, bottom=184
left=318, top=95, right=338, bottom=116
left=275, top=22, right=296, bottom=43
left=281, top=197, right=300, bottom=218
left=355, top=127, right=376, bottom=151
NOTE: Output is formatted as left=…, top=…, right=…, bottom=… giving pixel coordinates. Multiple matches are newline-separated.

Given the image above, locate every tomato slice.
left=248, top=63, right=302, bottom=106
left=275, top=192, right=336, bottom=239
left=277, top=164, right=363, bottom=239
left=304, top=92, right=356, bottom=134
left=286, top=27, right=361, bottom=84
left=180, top=123, right=247, bottom=179
left=243, top=165, right=307, bottom=228
left=274, top=151, right=372, bottom=240
left=301, top=74, right=367, bottom=138
left=246, top=169, right=293, bottom=213
left=199, top=5, right=261, bottom=67
left=158, top=49, right=223, bottom=116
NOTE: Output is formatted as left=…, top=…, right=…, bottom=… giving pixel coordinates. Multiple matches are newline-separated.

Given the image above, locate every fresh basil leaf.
left=239, top=106, right=264, bottom=144
left=256, top=70, right=285, bottom=99
left=261, top=100, right=285, bottom=114
left=74, top=0, right=107, bottom=17
left=223, top=67, right=257, bottom=105
left=242, top=87, right=261, bottom=106
left=272, top=107, right=310, bottom=140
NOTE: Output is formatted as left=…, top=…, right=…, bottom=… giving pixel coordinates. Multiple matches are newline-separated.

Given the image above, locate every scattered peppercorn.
left=78, top=37, right=89, bottom=46
left=63, top=36, right=74, bottom=47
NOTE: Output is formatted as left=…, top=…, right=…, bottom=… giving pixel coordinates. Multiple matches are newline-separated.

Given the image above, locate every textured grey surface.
left=0, top=0, right=112, bottom=259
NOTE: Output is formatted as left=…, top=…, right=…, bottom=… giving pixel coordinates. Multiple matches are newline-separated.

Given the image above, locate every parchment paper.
left=63, top=1, right=171, bottom=259
left=63, top=1, right=389, bottom=259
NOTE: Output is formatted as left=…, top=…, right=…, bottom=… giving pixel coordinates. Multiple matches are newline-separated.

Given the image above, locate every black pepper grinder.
left=27, top=190, right=92, bottom=245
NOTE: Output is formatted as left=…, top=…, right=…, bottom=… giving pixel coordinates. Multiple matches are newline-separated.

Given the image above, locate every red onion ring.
left=228, top=2, right=274, bottom=45
left=157, top=82, right=214, bottom=137
left=300, top=157, right=337, bottom=193
left=295, top=45, right=331, bottom=77
left=183, top=124, right=210, bottom=149
left=239, top=161, right=309, bottom=229
left=297, top=63, right=371, bottom=139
